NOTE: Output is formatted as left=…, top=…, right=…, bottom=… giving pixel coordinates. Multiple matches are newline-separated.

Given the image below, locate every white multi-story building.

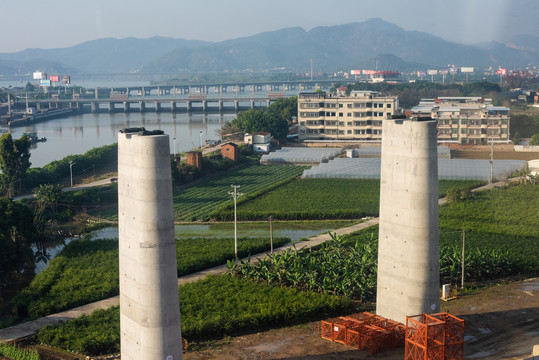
left=411, top=97, right=510, bottom=144
left=298, top=91, right=399, bottom=141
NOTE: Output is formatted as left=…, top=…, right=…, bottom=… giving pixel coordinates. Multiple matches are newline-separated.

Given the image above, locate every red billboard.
left=49, top=75, right=59, bottom=82
left=496, top=69, right=507, bottom=75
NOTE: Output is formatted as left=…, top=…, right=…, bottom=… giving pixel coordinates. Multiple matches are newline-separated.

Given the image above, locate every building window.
left=339, top=113, right=343, bottom=117
left=347, top=130, right=352, bottom=134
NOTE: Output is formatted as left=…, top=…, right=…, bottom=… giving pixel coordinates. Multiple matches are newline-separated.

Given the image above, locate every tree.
left=512, top=131, right=521, bottom=145
left=0, top=134, right=31, bottom=198
left=230, top=97, right=294, bottom=140
left=33, top=184, right=64, bottom=235
left=529, top=134, right=539, bottom=146
left=0, top=197, right=36, bottom=270
left=25, top=82, right=34, bottom=92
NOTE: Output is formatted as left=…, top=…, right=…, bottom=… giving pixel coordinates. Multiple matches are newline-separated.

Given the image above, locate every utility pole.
left=199, top=130, right=203, bottom=149
left=228, top=185, right=243, bottom=259
left=489, top=138, right=494, bottom=184
left=69, top=161, right=75, bottom=187
left=461, top=230, right=466, bottom=289
left=269, top=215, right=273, bottom=254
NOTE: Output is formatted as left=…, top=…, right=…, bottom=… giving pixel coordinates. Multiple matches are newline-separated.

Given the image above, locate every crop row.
left=36, top=275, right=355, bottom=356
left=172, top=164, right=306, bottom=221
left=0, top=342, right=40, bottom=360
left=213, top=179, right=485, bottom=221
left=7, top=236, right=288, bottom=324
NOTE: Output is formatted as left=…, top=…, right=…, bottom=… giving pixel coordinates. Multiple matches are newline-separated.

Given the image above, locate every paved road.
left=13, top=177, right=116, bottom=201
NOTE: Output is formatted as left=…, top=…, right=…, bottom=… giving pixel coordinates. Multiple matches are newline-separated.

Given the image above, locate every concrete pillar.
left=95, top=88, right=98, bottom=100
left=266, top=99, right=270, bottom=108
left=155, top=101, right=161, bottom=112
left=124, top=102, right=130, bottom=112
left=91, top=102, right=97, bottom=113
left=142, top=87, right=145, bottom=98
left=250, top=99, right=255, bottom=109
left=234, top=99, right=239, bottom=112
left=139, top=101, right=145, bottom=112
left=218, top=99, right=223, bottom=112
left=108, top=102, right=114, bottom=112
left=376, top=117, right=440, bottom=324
left=186, top=100, right=191, bottom=112
left=171, top=101, right=176, bottom=112
left=118, top=129, right=183, bottom=360
left=202, top=100, right=207, bottom=112
left=36, top=102, right=41, bottom=111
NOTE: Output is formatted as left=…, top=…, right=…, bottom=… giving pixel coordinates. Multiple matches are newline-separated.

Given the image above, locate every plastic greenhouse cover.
left=301, top=158, right=526, bottom=180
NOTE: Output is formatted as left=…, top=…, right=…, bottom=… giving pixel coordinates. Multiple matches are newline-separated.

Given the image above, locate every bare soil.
left=183, top=278, right=539, bottom=360
left=449, top=144, right=539, bottom=161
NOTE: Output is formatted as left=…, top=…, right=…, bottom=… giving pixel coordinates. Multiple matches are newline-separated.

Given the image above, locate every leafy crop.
left=0, top=342, right=40, bottom=360
left=36, top=275, right=354, bottom=355
left=7, top=236, right=288, bottom=324
left=176, top=236, right=289, bottom=276
left=229, top=231, right=378, bottom=300
left=36, top=307, right=120, bottom=356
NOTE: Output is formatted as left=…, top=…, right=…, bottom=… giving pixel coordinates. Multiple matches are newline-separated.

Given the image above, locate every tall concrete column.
left=376, top=117, right=440, bottom=324
left=202, top=100, right=207, bottom=112
left=186, top=100, right=191, bottom=112
left=250, top=99, right=255, bottom=109
left=234, top=99, right=239, bottom=112
left=123, top=102, right=130, bottom=113
left=118, top=129, right=183, bottom=360
left=155, top=101, right=161, bottom=112
left=218, top=99, right=223, bottom=112
left=108, top=102, right=114, bottom=112
left=91, top=102, right=97, bottom=113
left=171, top=101, right=176, bottom=112
left=139, top=101, right=145, bottom=112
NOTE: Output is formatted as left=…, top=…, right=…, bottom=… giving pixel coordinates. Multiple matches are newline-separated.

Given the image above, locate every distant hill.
left=0, top=36, right=209, bottom=75
left=0, top=19, right=537, bottom=75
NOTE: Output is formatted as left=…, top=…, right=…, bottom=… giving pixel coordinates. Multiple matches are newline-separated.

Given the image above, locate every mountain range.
left=1, top=18, right=538, bottom=76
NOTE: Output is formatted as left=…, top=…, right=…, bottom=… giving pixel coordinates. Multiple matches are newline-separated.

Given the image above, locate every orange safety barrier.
left=321, top=312, right=405, bottom=354
left=405, top=313, right=464, bottom=360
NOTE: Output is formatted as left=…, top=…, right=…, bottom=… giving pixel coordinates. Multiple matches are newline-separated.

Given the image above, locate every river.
left=2, top=111, right=235, bottom=168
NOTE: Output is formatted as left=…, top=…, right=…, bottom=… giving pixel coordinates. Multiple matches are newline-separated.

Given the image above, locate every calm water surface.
left=3, top=112, right=235, bottom=168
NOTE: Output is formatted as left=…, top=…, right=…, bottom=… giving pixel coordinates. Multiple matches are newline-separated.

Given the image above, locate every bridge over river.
left=14, top=79, right=355, bottom=114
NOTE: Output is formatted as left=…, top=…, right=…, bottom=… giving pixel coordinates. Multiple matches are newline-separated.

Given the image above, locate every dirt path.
left=183, top=278, right=539, bottom=360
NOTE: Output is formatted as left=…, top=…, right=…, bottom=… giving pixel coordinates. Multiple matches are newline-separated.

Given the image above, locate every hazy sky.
left=2, top=0, right=538, bottom=53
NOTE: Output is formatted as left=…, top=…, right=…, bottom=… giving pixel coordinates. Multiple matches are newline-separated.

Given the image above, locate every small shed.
left=221, top=142, right=239, bottom=162
left=187, top=151, right=202, bottom=170
left=245, top=132, right=271, bottom=145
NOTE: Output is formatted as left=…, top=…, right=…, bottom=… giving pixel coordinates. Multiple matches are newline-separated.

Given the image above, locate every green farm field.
left=213, top=178, right=485, bottom=221
left=173, top=164, right=306, bottom=221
